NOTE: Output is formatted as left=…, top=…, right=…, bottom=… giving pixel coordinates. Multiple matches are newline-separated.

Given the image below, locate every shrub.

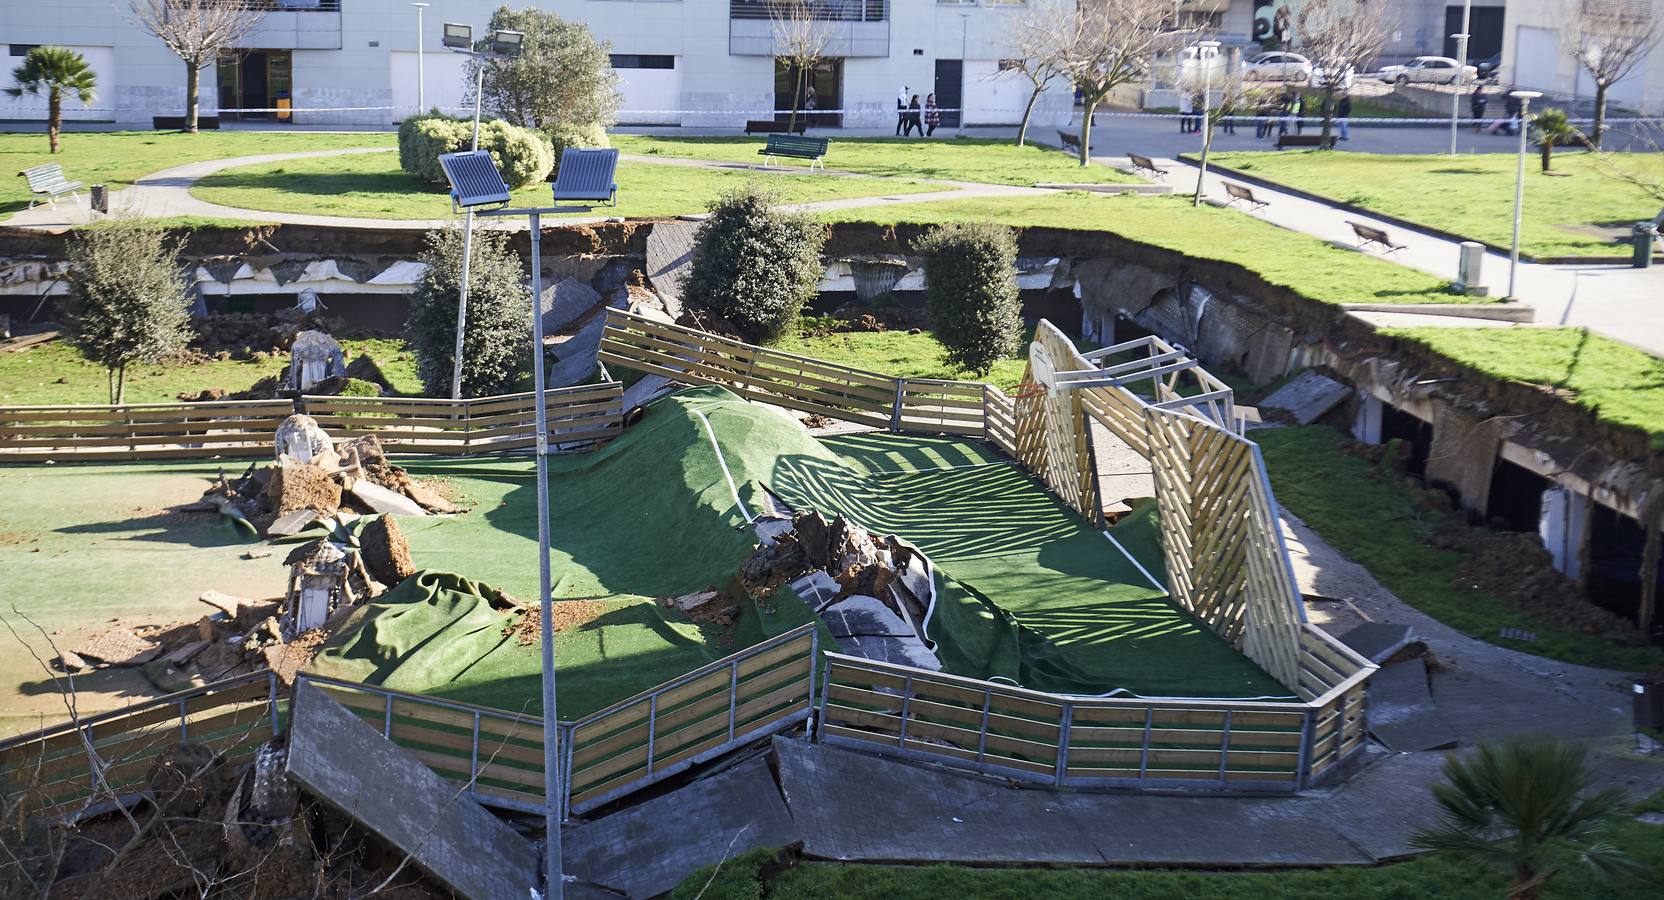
left=543, top=121, right=610, bottom=178
left=914, top=222, right=1022, bottom=376
left=407, top=226, right=529, bottom=398
left=397, top=110, right=553, bottom=188
left=62, top=223, right=191, bottom=403
left=684, top=184, right=827, bottom=345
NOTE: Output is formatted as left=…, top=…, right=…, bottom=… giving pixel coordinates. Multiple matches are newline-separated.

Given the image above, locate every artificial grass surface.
left=0, top=130, right=391, bottom=215
left=0, top=337, right=421, bottom=406
left=611, top=134, right=1142, bottom=187
left=1383, top=326, right=1664, bottom=445
left=1257, top=425, right=1664, bottom=671
left=770, top=432, right=1289, bottom=699
left=1207, top=150, right=1664, bottom=258
left=189, top=152, right=937, bottom=220
left=822, top=193, right=1468, bottom=306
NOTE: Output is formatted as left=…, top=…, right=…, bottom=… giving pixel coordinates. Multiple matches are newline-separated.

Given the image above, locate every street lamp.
left=442, top=22, right=525, bottom=401
left=411, top=3, right=428, bottom=114
left=957, top=13, right=969, bottom=137
left=1507, top=90, right=1542, bottom=299
left=1449, top=0, right=1471, bottom=154
left=1193, top=40, right=1220, bottom=208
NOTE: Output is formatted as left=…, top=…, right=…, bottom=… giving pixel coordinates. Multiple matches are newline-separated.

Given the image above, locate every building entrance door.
left=218, top=50, right=293, bottom=120
left=774, top=57, right=842, bottom=128
left=934, top=59, right=962, bottom=128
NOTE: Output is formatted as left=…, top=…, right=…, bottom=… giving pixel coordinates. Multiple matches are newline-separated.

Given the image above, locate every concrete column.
left=1352, top=393, right=1383, bottom=445
left=1538, top=486, right=1587, bottom=581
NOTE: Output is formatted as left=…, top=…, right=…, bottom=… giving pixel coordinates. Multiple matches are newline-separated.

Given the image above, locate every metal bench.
left=552, top=148, right=619, bottom=206
left=1056, top=130, right=1081, bottom=152
left=1223, top=182, right=1268, bottom=212
left=1127, top=152, right=1168, bottom=179
left=745, top=119, right=807, bottom=135
left=17, top=163, right=83, bottom=209
left=1347, top=220, right=1407, bottom=255
left=1275, top=133, right=1335, bottom=150
left=759, top=134, right=829, bottom=171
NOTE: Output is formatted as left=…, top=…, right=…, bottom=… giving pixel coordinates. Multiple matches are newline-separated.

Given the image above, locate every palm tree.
left=1411, top=736, right=1648, bottom=900
left=5, top=46, right=97, bottom=154
left=1531, top=108, right=1583, bottom=173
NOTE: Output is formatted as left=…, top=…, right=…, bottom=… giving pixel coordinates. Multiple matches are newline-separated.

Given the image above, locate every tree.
left=470, top=5, right=618, bottom=138
left=684, top=184, right=826, bottom=345
left=1294, top=0, right=1393, bottom=148
left=5, top=47, right=96, bottom=155
left=127, top=0, right=265, bottom=134
left=1411, top=736, right=1647, bottom=900
left=1532, top=107, right=1584, bottom=172
left=1563, top=0, right=1664, bottom=150
left=1181, top=73, right=1270, bottom=206
left=407, top=227, right=529, bottom=398
left=62, top=225, right=192, bottom=404
left=1052, top=0, right=1174, bottom=167
left=915, top=223, right=1022, bottom=376
left=769, top=0, right=836, bottom=133
left=1006, top=3, right=1068, bottom=147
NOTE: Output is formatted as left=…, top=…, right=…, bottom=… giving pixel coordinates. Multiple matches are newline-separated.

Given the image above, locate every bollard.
left=1633, top=222, right=1656, bottom=269
left=90, top=183, right=108, bottom=214
left=1455, top=241, right=1487, bottom=295
left=1636, top=679, right=1664, bottom=731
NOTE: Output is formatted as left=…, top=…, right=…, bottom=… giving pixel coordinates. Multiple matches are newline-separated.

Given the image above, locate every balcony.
left=729, top=0, right=890, bottom=57
left=243, top=0, right=343, bottom=50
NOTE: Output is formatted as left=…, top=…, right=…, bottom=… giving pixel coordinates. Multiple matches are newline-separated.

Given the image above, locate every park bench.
left=1275, top=133, right=1336, bottom=150
left=759, top=134, right=829, bottom=171
left=1127, top=152, right=1168, bottom=179
left=745, top=119, right=807, bottom=135
left=17, top=163, right=83, bottom=209
left=1223, top=182, right=1268, bottom=212
left=152, top=115, right=219, bottom=130
left=1056, top=130, right=1081, bottom=152
left=552, top=147, right=620, bottom=206
left=1347, top=220, right=1407, bottom=255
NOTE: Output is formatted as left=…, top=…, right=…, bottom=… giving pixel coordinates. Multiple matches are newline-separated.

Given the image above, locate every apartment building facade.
left=0, top=0, right=1077, bottom=129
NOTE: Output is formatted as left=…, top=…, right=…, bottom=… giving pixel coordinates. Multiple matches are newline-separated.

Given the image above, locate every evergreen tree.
left=407, top=227, right=531, bottom=398
left=62, top=224, right=192, bottom=403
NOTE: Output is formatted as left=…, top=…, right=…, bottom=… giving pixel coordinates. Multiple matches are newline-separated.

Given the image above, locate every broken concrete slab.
left=347, top=479, right=426, bottom=517
left=644, top=219, right=698, bottom=305
left=834, top=634, right=942, bottom=670
left=1338, top=622, right=1414, bottom=664
left=541, top=276, right=603, bottom=333
left=267, top=508, right=320, bottom=537
left=621, top=372, right=672, bottom=411
left=789, top=571, right=842, bottom=612
left=1260, top=370, right=1351, bottom=425
left=562, top=754, right=799, bottom=899
left=286, top=683, right=540, bottom=900
left=72, top=628, right=162, bottom=667
left=1367, top=658, right=1456, bottom=752
left=821, top=595, right=914, bottom=639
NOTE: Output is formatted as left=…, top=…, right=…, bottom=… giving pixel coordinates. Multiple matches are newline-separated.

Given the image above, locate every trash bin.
left=90, top=183, right=108, bottom=214
left=1637, top=679, right=1664, bottom=731
left=1635, top=222, right=1657, bottom=269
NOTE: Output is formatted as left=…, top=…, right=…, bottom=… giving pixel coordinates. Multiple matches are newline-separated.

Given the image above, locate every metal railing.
left=729, top=0, right=888, bottom=21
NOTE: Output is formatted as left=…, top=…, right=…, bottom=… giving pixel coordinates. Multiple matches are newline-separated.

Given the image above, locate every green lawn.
left=0, top=337, right=421, bottom=406
left=671, top=790, right=1664, bottom=899
left=824, top=193, right=1468, bottom=306
left=1206, top=150, right=1664, bottom=258
left=1384, top=327, right=1664, bottom=445
left=611, top=135, right=1141, bottom=187
left=1257, top=425, right=1664, bottom=671
left=189, top=152, right=937, bottom=220
left=780, top=326, right=1029, bottom=392
left=0, top=130, right=391, bottom=215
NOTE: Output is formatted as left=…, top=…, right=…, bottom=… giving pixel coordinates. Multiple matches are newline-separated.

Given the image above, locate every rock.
left=243, top=547, right=274, bottom=560
left=266, top=455, right=342, bottom=516
left=358, top=514, right=416, bottom=587
left=273, top=414, right=336, bottom=467
left=54, top=650, right=89, bottom=673
left=346, top=479, right=426, bottom=517
left=669, top=589, right=723, bottom=614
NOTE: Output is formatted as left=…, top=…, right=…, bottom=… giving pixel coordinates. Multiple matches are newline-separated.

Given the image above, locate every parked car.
left=1244, top=51, right=1313, bottom=83
left=1378, top=56, right=1479, bottom=85
left=1474, top=53, right=1502, bottom=80
left=1311, top=64, right=1355, bottom=91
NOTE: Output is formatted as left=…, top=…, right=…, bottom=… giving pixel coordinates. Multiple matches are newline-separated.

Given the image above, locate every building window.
left=610, top=54, right=675, bottom=69
left=9, top=45, right=40, bottom=57
left=997, top=59, right=1024, bottom=71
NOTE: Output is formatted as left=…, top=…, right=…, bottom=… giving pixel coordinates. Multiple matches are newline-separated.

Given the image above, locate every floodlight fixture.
left=438, top=150, right=511, bottom=210
left=491, top=29, right=525, bottom=57
left=442, top=22, right=471, bottom=50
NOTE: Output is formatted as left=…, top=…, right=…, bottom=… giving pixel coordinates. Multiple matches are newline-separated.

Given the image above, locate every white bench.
left=18, top=163, right=83, bottom=209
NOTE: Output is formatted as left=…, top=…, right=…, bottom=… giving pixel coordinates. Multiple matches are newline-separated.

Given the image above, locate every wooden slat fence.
left=817, top=653, right=1311, bottom=790
left=0, top=384, right=623, bottom=461
left=0, top=672, right=280, bottom=818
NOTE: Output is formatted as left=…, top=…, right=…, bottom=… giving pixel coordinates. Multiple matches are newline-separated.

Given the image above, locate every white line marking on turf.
left=693, top=408, right=754, bottom=524
left=1100, top=529, right=1168, bottom=593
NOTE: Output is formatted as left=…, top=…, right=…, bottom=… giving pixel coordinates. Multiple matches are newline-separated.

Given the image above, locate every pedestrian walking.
left=924, top=93, right=941, bottom=137
left=1502, top=89, right=1522, bottom=136
left=1220, top=96, right=1236, bottom=134
left=1470, top=84, right=1488, bottom=132
left=1290, top=92, right=1304, bottom=134
left=896, top=84, right=908, bottom=136
left=905, top=94, right=922, bottom=137
left=803, top=84, right=817, bottom=128
left=1336, top=95, right=1351, bottom=141
left=1277, top=93, right=1293, bottom=136
left=1178, top=90, right=1194, bottom=133
left=1255, top=96, right=1273, bottom=139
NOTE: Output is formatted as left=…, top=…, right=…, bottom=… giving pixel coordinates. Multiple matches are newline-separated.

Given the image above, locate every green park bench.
left=759, top=134, right=829, bottom=171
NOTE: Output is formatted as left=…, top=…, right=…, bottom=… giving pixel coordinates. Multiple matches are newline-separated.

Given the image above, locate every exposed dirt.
left=265, top=458, right=342, bottom=516
left=504, top=600, right=611, bottom=646
left=358, top=515, right=415, bottom=587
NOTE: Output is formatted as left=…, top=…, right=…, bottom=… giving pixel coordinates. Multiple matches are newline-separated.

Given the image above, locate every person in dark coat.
left=1336, top=95, right=1352, bottom=141
left=1470, top=84, right=1488, bottom=132
left=905, top=94, right=922, bottom=136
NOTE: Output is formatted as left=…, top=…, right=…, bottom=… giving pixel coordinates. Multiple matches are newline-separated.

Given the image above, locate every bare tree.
left=126, top=0, right=266, bottom=133
left=1006, top=3, right=1068, bottom=147
left=769, top=0, right=836, bottom=132
left=1053, top=0, right=1175, bottom=166
left=1563, top=0, right=1664, bottom=149
left=1295, top=0, right=1394, bottom=148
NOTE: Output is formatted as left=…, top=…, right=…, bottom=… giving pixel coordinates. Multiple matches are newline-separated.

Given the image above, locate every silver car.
left=1244, top=51, right=1313, bottom=83
left=1378, top=56, right=1479, bottom=85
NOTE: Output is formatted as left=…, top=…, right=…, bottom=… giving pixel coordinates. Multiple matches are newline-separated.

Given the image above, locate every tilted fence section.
left=0, top=672, right=281, bottom=818
left=0, top=384, right=623, bottom=461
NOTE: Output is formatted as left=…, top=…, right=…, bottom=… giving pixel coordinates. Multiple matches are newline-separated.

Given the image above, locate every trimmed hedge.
left=397, top=111, right=554, bottom=188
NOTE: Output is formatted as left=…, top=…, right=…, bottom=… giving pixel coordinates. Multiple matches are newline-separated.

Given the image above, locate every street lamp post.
left=442, top=23, right=524, bottom=401
left=1193, top=41, right=1220, bottom=208
left=1449, top=0, right=1471, bottom=154
left=1508, top=90, right=1542, bottom=299
left=957, top=13, right=969, bottom=137
left=412, top=3, right=428, bottom=114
